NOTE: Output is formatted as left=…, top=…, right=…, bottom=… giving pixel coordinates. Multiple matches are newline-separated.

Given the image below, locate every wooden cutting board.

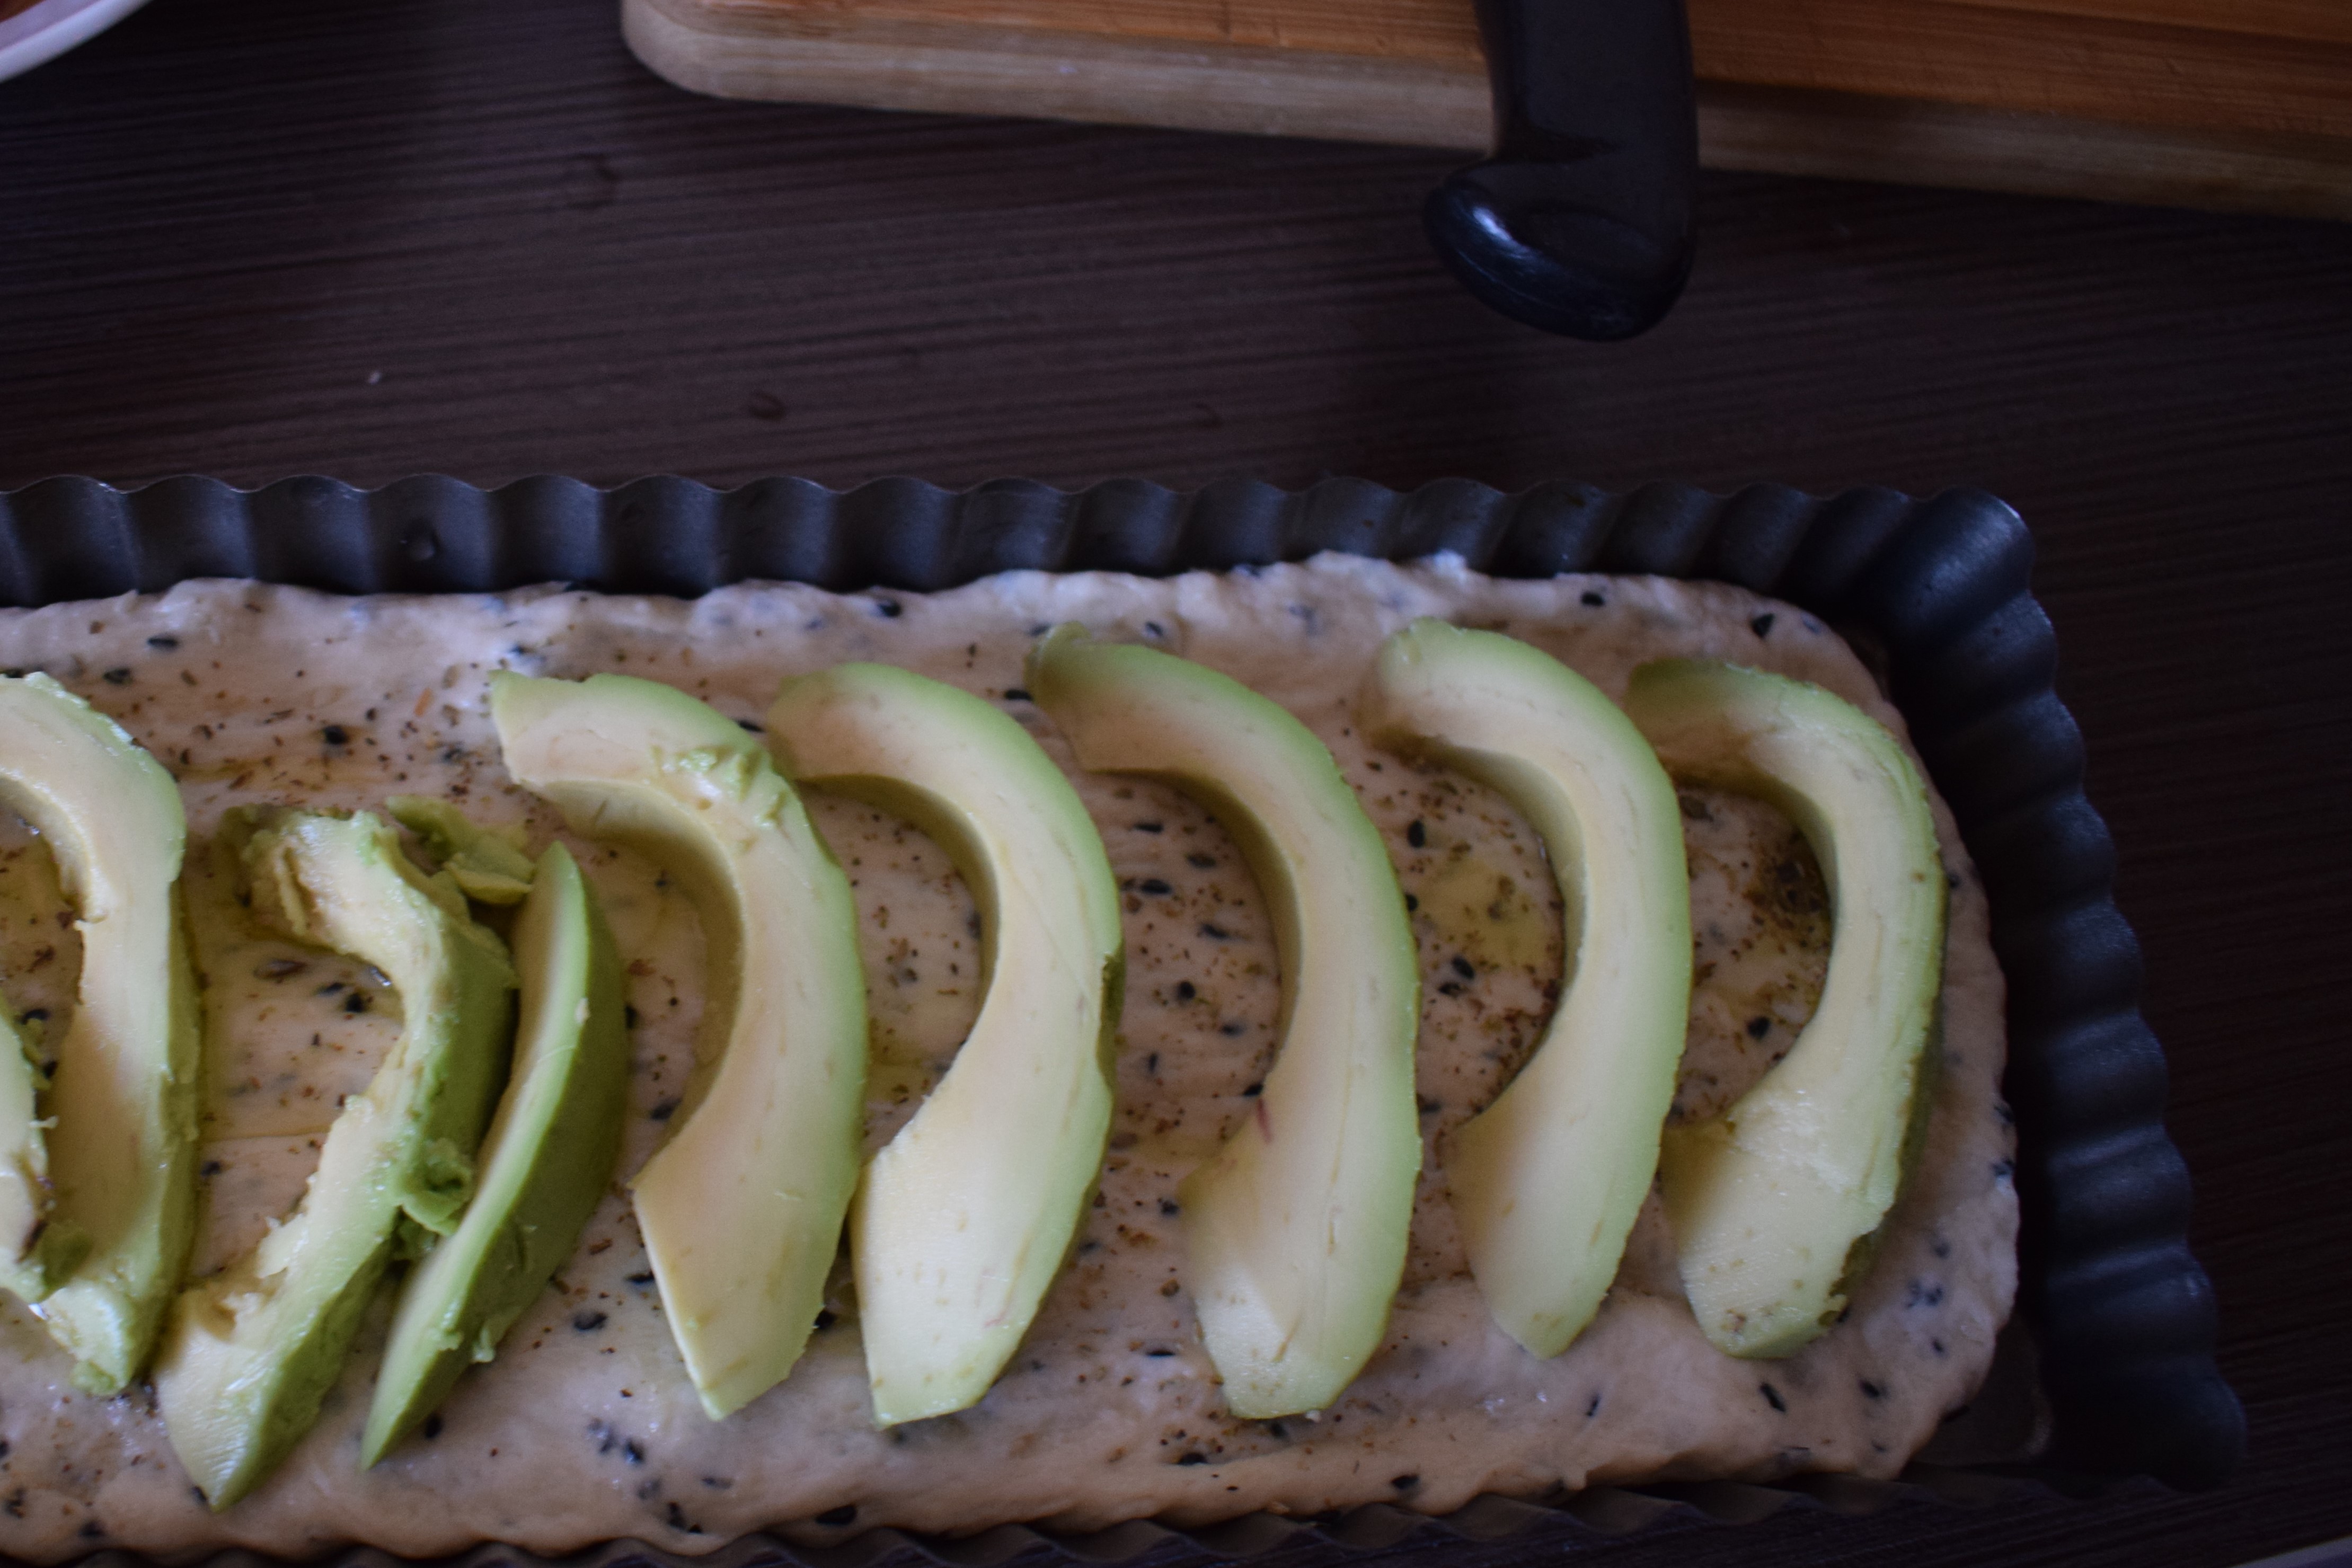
left=622, top=0, right=2352, bottom=219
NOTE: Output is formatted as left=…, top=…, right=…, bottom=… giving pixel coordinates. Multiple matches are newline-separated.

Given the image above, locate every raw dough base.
left=0, top=556, right=2017, bottom=1561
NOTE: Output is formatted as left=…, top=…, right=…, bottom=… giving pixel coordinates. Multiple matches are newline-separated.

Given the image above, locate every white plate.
left=0, top=0, right=148, bottom=83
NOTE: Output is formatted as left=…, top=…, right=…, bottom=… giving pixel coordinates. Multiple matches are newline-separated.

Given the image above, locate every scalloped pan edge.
left=0, top=473, right=2246, bottom=1565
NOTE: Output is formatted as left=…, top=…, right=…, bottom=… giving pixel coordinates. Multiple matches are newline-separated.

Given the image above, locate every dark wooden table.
left=4, top=0, right=2349, bottom=1563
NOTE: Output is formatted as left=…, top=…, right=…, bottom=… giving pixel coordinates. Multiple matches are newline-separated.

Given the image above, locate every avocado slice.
left=490, top=672, right=867, bottom=1420
left=0, top=674, right=200, bottom=1392
left=1028, top=628, right=1420, bottom=1419
left=1623, top=659, right=1947, bottom=1358
left=156, top=809, right=516, bottom=1507
left=1361, top=621, right=1691, bottom=1358
left=362, top=841, right=630, bottom=1465
left=386, top=795, right=537, bottom=905
left=0, top=1000, right=89, bottom=1302
left=768, top=662, right=1124, bottom=1427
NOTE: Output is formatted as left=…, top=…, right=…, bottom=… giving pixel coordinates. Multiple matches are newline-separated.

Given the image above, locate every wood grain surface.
left=2, top=0, right=2350, bottom=1563
left=642, top=0, right=2352, bottom=136
left=620, top=0, right=2352, bottom=217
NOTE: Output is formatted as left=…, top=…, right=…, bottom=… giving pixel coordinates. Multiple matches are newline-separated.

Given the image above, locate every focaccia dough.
left=0, top=556, right=2017, bottom=1561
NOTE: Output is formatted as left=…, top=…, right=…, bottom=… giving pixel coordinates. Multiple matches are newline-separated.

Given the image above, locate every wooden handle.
left=1425, top=0, right=1697, bottom=341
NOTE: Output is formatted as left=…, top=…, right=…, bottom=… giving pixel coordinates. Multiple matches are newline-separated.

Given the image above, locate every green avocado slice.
left=768, top=662, right=1124, bottom=1427
left=490, top=672, right=868, bottom=1420
left=1361, top=621, right=1691, bottom=1359
left=156, top=809, right=516, bottom=1508
left=386, top=795, right=537, bottom=906
left=1028, top=628, right=1420, bottom=1419
left=0, top=1000, right=90, bottom=1303
left=361, top=841, right=630, bottom=1465
left=0, top=674, right=200, bottom=1392
left=1623, top=659, right=1947, bottom=1359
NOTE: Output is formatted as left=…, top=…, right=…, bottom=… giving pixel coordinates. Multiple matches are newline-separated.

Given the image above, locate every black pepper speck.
left=1581, top=591, right=1606, bottom=608
left=573, top=1310, right=608, bottom=1332
left=1405, top=819, right=1427, bottom=848
left=1761, top=1383, right=1786, bottom=1412
left=1751, top=613, right=1775, bottom=638
left=322, top=724, right=349, bottom=746
left=1140, top=879, right=1172, bottom=896
left=102, top=668, right=132, bottom=686
left=871, top=600, right=903, bottom=619
left=1451, top=955, right=1475, bottom=981
left=1173, top=980, right=1196, bottom=1002
left=1747, top=1015, right=1772, bottom=1040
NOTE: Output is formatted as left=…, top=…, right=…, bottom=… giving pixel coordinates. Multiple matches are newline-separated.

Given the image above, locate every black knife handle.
left=1425, top=0, right=1697, bottom=341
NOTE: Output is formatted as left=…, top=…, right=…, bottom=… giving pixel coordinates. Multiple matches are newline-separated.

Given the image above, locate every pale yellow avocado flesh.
left=768, top=662, right=1124, bottom=1428
left=0, top=674, right=199, bottom=1392
left=362, top=841, right=631, bottom=1466
left=490, top=672, right=868, bottom=1421
left=0, top=997, right=88, bottom=1303
left=156, top=809, right=516, bottom=1507
left=0, top=999, right=56, bottom=1291
left=1360, top=621, right=1690, bottom=1359
left=387, top=794, right=537, bottom=905
left=1028, top=628, right=1420, bottom=1420
left=1623, top=660, right=1947, bottom=1359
